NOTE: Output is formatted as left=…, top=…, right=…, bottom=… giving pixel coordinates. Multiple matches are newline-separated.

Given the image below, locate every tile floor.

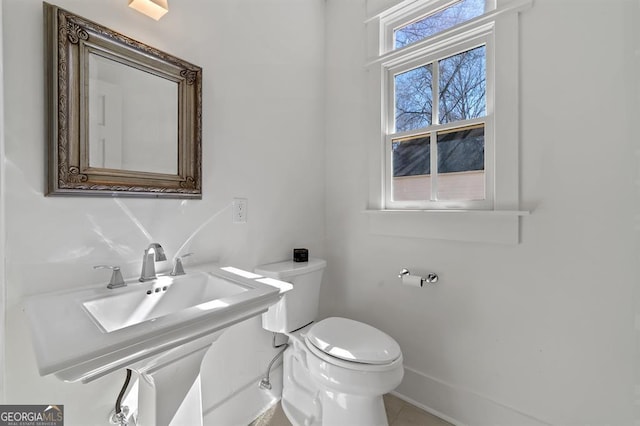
left=249, top=394, right=452, bottom=426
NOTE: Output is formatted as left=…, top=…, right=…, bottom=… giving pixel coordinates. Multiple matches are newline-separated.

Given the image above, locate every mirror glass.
left=44, top=3, right=202, bottom=198
left=88, top=53, right=178, bottom=175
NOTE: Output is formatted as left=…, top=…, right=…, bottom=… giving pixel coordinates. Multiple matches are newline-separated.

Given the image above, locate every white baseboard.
left=395, top=366, right=553, bottom=426
left=202, top=363, right=552, bottom=426
left=203, top=364, right=283, bottom=426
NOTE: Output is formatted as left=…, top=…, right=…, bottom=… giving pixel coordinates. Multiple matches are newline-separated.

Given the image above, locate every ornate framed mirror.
left=44, top=3, right=202, bottom=198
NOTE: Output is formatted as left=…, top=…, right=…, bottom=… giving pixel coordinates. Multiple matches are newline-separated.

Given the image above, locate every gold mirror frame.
left=44, top=3, right=202, bottom=198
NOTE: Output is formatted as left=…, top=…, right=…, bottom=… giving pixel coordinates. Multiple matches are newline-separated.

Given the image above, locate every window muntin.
left=387, top=40, right=489, bottom=208
left=394, top=0, right=487, bottom=50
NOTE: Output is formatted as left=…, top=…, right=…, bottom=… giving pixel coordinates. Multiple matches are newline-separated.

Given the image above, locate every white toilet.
left=255, top=258, right=404, bottom=426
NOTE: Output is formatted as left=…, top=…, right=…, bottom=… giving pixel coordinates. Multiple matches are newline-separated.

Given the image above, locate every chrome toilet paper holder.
left=398, top=268, right=438, bottom=284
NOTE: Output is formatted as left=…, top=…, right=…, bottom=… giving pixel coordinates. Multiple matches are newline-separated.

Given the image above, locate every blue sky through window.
left=395, top=65, right=433, bottom=132
left=394, top=0, right=485, bottom=49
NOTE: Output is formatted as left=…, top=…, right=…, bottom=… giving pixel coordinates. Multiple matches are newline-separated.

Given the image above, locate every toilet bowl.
left=255, top=259, right=404, bottom=426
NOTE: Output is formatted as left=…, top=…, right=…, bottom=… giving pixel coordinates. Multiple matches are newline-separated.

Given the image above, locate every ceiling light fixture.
left=128, top=0, right=169, bottom=21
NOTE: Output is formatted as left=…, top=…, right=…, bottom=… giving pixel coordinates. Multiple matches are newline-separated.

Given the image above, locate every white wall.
left=324, top=0, right=639, bottom=424
left=2, top=0, right=324, bottom=424
left=5, top=0, right=640, bottom=424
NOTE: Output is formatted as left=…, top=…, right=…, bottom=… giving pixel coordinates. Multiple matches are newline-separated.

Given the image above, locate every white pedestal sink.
left=24, top=264, right=291, bottom=425
left=133, top=333, right=215, bottom=426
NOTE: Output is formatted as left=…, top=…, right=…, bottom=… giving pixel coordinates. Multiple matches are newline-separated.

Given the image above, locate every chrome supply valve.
left=139, top=243, right=167, bottom=282
left=170, top=253, right=193, bottom=276
left=109, top=406, right=129, bottom=425
left=94, top=265, right=126, bottom=289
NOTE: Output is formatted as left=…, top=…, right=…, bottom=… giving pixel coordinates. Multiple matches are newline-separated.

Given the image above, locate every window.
left=365, top=0, right=531, bottom=243
left=383, top=0, right=493, bottom=209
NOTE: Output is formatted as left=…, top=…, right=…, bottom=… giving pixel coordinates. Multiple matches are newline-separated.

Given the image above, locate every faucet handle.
left=94, top=265, right=126, bottom=289
left=170, top=253, right=193, bottom=276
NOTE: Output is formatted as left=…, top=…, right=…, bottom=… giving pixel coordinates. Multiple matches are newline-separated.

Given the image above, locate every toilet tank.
left=255, top=258, right=326, bottom=333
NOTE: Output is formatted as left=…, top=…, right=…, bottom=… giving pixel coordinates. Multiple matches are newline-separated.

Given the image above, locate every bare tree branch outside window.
left=439, top=46, right=486, bottom=123
left=395, top=0, right=485, bottom=49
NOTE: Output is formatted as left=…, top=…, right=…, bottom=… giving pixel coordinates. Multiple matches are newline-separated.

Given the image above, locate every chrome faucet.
left=139, top=243, right=167, bottom=282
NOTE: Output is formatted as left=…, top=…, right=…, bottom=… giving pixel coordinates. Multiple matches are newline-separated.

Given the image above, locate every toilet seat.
left=304, top=317, right=402, bottom=371
left=304, top=338, right=403, bottom=372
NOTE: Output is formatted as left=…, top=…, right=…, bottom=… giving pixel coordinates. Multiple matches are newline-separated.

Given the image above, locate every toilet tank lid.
left=254, top=258, right=326, bottom=279
left=306, top=317, right=402, bottom=365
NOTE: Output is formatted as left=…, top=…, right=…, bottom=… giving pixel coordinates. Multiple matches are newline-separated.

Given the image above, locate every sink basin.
left=82, top=272, right=247, bottom=333
left=24, top=263, right=292, bottom=383
left=24, top=263, right=292, bottom=426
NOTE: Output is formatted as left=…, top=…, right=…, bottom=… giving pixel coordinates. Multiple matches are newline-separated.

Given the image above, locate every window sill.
left=363, top=209, right=529, bottom=244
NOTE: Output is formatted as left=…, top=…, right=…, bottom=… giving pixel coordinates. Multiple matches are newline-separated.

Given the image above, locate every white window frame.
left=364, top=0, right=532, bottom=243
left=384, top=31, right=494, bottom=210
